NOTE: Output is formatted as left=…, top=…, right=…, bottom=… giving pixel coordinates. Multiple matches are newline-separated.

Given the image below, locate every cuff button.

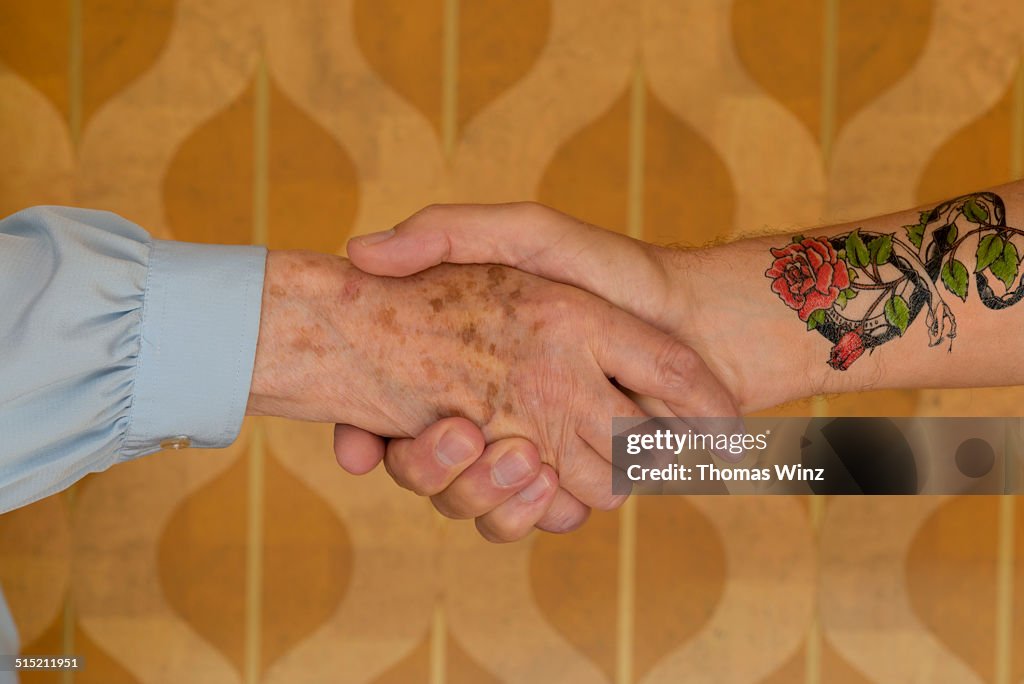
left=160, top=436, right=192, bottom=450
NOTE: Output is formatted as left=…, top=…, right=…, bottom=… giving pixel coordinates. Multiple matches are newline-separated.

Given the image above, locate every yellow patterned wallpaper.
left=0, top=1, right=1023, bottom=682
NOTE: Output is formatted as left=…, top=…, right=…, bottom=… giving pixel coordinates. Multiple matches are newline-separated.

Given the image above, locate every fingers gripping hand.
left=327, top=266, right=737, bottom=538
left=264, top=250, right=737, bottom=542
left=333, top=418, right=587, bottom=541
left=256, top=252, right=690, bottom=541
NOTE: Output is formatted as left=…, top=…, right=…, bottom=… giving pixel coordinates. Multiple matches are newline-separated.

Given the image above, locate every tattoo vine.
left=765, top=192, right=1024, bottom=370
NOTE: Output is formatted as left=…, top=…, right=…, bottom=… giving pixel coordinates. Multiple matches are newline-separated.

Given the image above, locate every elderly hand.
left=248, top=249, right=737, bottom=538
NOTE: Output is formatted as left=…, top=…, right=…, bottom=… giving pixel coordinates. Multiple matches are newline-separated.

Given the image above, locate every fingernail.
left=492, top=450, right=533, bottom=487
left=517, top=473, right=550, bottom=503
left=436, top=431, right=476, bottom=466
left=356, top=228, right=396, bottom=246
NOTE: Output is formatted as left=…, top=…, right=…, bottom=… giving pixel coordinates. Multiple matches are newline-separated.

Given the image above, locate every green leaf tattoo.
left=846, top=229, right=870, bottom=268
left=945, top=223, right=958, bottom=245
left=904, top=222, right=925, bottom=249
left=941, top=258, right=969, bottom=301
left=976, top=234, right=1003, bottom=272
left=883, top=295, right=910, bottom=335
left=963, top=198, right=989, bottom=223
left=990, top=240, right=1020, bottom=289
left=806, top=308, right=827, bottom=330
left=868, top=235, right=892, bottom=265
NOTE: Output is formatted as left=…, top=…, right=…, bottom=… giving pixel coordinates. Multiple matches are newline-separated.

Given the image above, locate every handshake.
left=247, top=203, right=745, bottom=542
left=247, top=189, right=1024, bottom=541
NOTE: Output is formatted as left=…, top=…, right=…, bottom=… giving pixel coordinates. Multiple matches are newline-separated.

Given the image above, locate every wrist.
left=246, top=250, right=357, bottom=418
left=663, top=241, right=848, bottom=413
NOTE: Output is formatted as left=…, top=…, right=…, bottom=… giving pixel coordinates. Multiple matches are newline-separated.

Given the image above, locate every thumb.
left=348, top=202, right=669, bottom=324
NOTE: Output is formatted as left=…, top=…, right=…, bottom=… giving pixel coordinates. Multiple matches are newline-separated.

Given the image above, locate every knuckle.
left=654, top=340, right=697, bottom=391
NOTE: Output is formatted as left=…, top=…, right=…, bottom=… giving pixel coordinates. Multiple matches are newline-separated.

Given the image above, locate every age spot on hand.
left=460, top=323, right=479, bottom=346
left=444, top=282, right=464, bottom=303
left=377, top=306, right=398, bottom=331
left=487, top=266, right=508, bottom=288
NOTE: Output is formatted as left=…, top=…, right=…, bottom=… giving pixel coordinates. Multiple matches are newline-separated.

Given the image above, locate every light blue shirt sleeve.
left=0, top=206, right=267, bottom=515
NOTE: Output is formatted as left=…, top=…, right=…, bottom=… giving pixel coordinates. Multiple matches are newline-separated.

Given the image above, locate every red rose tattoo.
left=828, top=329, right=865, bottom=370
left=765, top=237, right=850, bottom=321
left=766, top=193, right=1024, bottom=373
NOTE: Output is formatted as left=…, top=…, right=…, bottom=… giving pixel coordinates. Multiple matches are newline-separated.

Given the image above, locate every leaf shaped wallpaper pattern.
left=539, top=82, right=735, bottom=244
left=458, top=0, right=550, bottom=132
left=530, top=509, right=618, bottom=680
left=158, top=445, right=353, bottom=679
left=732, top=0, right=933, bottom=149
left=157, top=450, right=250, bottom=676
left=259, top=452, right=354, bottom=676
left=917, top=64, right=1020, bottom=206
left=353, top=0, right=443, bottom=137
left=354, top=0, right=550, bottom=141
left=632, top=498, right=726, bottom=680
left=644, top=87, right=736, bottom=247
left=80, top=0, right=176, bottom=129
left=0, top=0, right=175, bottom=135
left=264, top=73, right=361, bottom=252
left=164, top=72, right=359, bottom=251
left=371, top=624, right=500, bottom=684
left=905, top=496, right=1024, bottom=682
left=530, top=499, right=725, bottom=682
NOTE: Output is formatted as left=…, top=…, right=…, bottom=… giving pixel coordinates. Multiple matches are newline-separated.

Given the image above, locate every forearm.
left=672, top=181, right=1024, bottom=413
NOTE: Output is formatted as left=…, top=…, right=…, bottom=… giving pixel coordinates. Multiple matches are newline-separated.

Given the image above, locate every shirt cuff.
left=121, top=240, right=267, bottom=458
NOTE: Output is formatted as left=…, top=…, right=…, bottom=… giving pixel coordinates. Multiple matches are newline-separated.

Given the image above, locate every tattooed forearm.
left=765, top=192, right=1023, bottom=370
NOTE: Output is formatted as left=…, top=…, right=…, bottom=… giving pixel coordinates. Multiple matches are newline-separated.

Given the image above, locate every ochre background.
left=1, top=0, right=1024, bottom=682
